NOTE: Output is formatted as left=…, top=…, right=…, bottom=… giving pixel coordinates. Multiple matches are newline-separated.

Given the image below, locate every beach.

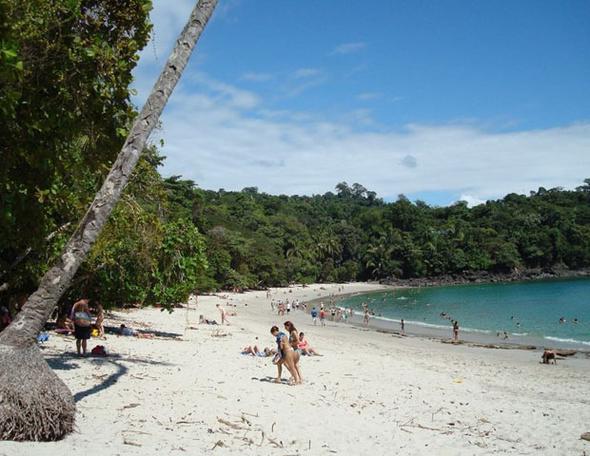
left=3, top=282, right=590, bottom=456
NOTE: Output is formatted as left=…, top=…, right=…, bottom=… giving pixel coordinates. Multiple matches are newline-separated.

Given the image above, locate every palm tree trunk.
left=0, top=0, right=218, bottom=441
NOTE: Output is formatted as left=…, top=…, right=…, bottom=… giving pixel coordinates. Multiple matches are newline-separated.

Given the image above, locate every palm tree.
left=0, top=0, right=218, bottom=441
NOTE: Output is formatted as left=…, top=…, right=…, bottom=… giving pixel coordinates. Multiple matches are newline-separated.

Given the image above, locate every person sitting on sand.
left=270, top=325, right=301, bottom=385
left=542, top=349, right=557, bottom=364
left=297, top=332, right=321, bottom=356
left=241, top=345, right=276, bottom=357
left=119, top=324, right=154, bottom=339
left=0, top=306, right=12, bottom=331
left=55, top=313, right=74, bottom=335
left=199, top=315, right=218, bottom=325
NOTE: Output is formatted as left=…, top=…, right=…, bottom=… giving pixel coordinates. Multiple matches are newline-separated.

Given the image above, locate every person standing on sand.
left=363, top=308, right=370, bottom=326
left=400, top=319, right=405, bottom=334
left=71, top=299, right=92, bottom=356
left=452, top=320, right=459, bottom=341
left=216, top=303, right=230, bottom=325
left=94, top=302, right=105, bottom=338
left=319, top=308, right=326, bottom=326
left=311, top=306, right=318, bottom=325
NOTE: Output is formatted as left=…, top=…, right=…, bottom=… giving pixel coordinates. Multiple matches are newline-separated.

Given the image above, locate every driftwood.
left=555, top=350, right=577, bottom=357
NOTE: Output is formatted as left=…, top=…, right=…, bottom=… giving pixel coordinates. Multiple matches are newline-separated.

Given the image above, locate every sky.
left=132, top=0, right=590, bottom=206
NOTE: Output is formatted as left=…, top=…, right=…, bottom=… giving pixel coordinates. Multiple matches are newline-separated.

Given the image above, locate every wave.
left=544, top=336, right=590, bottom=346
left=511, top=332, right=529, bottom=336
left=372, top=315, right=496, bottom=333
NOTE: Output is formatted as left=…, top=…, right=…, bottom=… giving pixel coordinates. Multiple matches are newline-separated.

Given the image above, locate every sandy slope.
left=3, top=282, right=589, bottom=456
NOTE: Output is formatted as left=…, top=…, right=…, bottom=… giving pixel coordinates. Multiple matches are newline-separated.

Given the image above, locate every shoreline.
left=303, top=290, right=590, bottom=354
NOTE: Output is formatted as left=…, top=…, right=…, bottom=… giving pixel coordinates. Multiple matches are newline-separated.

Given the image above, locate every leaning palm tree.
left=0, top=0, right=218, bottom=441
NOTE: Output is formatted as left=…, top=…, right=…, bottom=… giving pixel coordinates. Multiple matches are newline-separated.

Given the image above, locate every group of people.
left=241, top=319, right=321, bottom=385
left=271, top=298, right=305, bottom=316
left=309, top=302, right=354, bottom=326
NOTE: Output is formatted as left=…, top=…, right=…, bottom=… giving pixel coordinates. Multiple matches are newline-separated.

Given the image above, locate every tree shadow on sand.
left=45, top=353, right=173, bottom=402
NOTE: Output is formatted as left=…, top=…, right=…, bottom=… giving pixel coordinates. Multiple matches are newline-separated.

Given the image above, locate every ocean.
left=338, top=278, right=590, bottom=349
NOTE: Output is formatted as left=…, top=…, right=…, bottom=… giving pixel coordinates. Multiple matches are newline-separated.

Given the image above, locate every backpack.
left=91, top=345, right=107, bottom=357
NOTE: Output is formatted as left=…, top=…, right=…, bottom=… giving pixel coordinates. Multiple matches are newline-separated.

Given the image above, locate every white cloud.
left=150, top=75, right=590, bottom=203
left=241, top=72, right=274, bottom=82
left=294, top=68, right=322, bottom=79
left=357, top=92, right=382, bottom=101
left=332, top=41, right=367, bottom=55
left=458, top=194, right=486, bottom=207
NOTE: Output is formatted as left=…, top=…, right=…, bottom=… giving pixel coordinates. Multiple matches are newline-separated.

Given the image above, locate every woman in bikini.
left=284, top=321, right=303, bottom=383
left=270, top=325, right=301, bottom=385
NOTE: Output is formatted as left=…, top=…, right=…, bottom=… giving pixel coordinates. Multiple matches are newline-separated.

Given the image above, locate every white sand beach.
left=3, top=283, right=590, bottom=456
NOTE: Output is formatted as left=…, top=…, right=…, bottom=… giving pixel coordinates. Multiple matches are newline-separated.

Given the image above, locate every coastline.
left=5, top=282, right=590, bottom=455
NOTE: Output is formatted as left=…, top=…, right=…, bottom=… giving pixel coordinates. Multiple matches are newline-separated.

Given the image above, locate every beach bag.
left=91, top=345, right=107, bottom=357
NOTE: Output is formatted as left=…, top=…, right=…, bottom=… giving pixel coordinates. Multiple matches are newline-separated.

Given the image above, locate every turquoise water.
left=339, top=278, right=590, bottom=347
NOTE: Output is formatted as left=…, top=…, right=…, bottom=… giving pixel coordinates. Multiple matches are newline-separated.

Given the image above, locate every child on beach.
left=94, top=302, right=105, bottom=338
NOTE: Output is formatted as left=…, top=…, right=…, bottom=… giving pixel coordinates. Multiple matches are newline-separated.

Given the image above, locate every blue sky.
left=132, top=0, right=590, bottom=206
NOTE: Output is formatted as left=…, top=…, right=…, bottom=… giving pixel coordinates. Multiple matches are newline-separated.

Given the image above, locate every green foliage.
left=0, top=0, right=152, bottom=293
left=168, top=180, right=590, bottom=288
left=150, top=220, right=207, bottom=308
